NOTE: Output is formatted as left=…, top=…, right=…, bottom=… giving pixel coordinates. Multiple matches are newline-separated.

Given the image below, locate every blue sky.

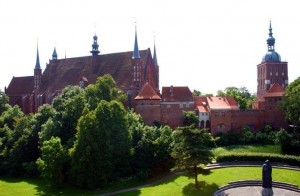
left=1, top=0, right=299, bottom=95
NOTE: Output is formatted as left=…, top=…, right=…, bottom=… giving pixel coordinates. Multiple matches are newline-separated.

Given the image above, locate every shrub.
left=214, top=130, right=242, bottom=146
left=275, top=129, right=300, bottom=155
left=216, top=152, right=300, bottom=166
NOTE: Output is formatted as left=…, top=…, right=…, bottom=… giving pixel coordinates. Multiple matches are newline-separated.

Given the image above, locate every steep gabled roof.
left=40, top=49, right=151, bottom=93
left=264, top=83, right=284, bottom=97
left=134, top=82, right=161, bottom=100
left=5, top=76, right=34, bottom=95
left=162, top=86, right=193, bottom=102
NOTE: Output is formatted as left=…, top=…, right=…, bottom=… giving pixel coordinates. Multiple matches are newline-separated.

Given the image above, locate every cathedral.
left=5, top=22, right=288, bottom=133
left=5, top=27, right=159, bottom=114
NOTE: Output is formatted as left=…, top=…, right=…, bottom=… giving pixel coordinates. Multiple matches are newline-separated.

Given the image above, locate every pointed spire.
left=90, top=34, right=100, bottom=57
left=132, top=24, right=141, bottom=59
left=267, top=20, right=276, bottom=51
left=153, top=37, right=158, bottom=65
left=35, top=44, right=41, bottom=69
left=52, top=47, right=57, bottom=60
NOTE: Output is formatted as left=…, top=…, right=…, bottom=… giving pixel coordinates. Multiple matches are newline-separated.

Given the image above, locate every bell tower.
left=257, top=22, right=288, bottom=99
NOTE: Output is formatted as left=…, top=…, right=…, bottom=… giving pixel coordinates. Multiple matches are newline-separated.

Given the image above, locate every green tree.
left=0, top=90, right=9, bottom=115
left=130, top=124, right=173, bottom=179
left=0, top=105, right=24, bottom=130
left=6, top=114, right=36, bottom=176
left=193, top=90, right=202, bottom=96
left=171, top=126, right=215, bottom=189
left=70, top=100, right=131, bottom=189
left=52, top=86, right=85, bottom=147
left=279, top=77, right=300, bottom=132
left=183, top=111, right=199, bottom=126
left=36, top=137, right=67, bottom=187
left=84, top=74, right=126, bottom=110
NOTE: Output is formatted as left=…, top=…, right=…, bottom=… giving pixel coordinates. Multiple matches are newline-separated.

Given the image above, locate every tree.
left=171, top=126, right=215, bottom=189
left=69, top=100, right=131, bottom=189
left=183, top=111, right=199, bottom=126
left=193, top=90, right=202, bottom=96
left=0, top=90, right=9, bottom=115
left=84, top=74, right=126, bottom=110
left=0, top=105, right=24, bottom=130
left=279, top=77, right=300, bottom=132
left=36, top=137, right=67, bottom=187
left=52, top=86, right=85, bottom=147
left=130, top=123, right=174, bottom=179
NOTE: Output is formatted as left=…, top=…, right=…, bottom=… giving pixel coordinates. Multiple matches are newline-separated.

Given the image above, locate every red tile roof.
left=162, top=86, right=193, bottom=101
left=194, top=96, right=209, bottom=112
left=39, top=49, right=152, bottom=93
left=5, top=76, right=34, bottom=95
left=263, top=83, right=284, bottom=97
left=207, top=96, right=239, bottom=110
left=135, top=82, right=161, bottom=100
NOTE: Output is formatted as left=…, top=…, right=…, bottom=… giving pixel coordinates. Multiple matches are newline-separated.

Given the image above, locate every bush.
left=216, top=152, right=300, bottom=166
left=214, top=130, right=242, bottom=146
left=275, top=129, right=300, bottom=155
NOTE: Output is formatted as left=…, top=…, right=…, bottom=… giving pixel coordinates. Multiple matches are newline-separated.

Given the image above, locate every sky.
left=1, top=0, right=300, bottom=95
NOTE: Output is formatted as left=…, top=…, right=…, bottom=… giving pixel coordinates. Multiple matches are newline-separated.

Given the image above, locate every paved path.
left=99, top=172, right=184, bottom=196
left=99, top=162, right=300, bottom=196
left=215, top=186, right=300, bottom=196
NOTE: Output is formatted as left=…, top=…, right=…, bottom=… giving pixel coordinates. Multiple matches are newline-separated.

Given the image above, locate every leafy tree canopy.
left=70, top=100, right=131, bottom=189
left=279, top=77, right=300, bottom=132
left=183, top=111, right=199, bottom=127
left=84, top=74, right=126, bottom=110
left=0, top=90, right=9, bottom=115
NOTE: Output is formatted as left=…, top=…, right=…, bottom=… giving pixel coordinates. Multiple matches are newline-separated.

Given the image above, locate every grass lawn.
left=1, top=167, right=298, bottom=196
left=0, top=176, right=145, bottom=196
left=119, top=167, right=300, bottom=196
left=211, top=144, right=282, bottom=157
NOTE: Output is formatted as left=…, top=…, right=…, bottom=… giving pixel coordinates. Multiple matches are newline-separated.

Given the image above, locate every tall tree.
left=171, top=126, right=215, bottom=189
left=52, top=86, right=85, bottom=147
left=279, top=77, right=300, bottom=133
left=69, top=100, right=131, bottom=189
left=36, top=137, right=67, bottom=187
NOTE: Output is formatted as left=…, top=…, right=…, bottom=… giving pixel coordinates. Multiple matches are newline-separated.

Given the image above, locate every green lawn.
left=211, top=144, right=282, bottom=157
left=119, top=167, right=300, bottom=196
left=1, top=167, right=299, bottom=196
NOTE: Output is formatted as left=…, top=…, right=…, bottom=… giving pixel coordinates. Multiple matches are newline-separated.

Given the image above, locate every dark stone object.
left=262, top=160, right=272, bottom=188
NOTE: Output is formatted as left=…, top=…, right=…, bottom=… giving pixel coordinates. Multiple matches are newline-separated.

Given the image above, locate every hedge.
left=216, top=152, right=300, bottom=167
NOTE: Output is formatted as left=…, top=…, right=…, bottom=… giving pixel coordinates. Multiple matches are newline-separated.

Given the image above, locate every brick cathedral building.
left=5, top=27, right=159, bottom=114
left=5, top=22, right=288, bottom=134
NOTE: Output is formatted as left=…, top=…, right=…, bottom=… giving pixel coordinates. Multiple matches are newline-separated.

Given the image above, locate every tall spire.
left=35, top=45, right=41, bottom=69
left=267, top=21, right=276, bottom=51
left=153, top=38, right=158, bottom=65
left=90, top=34, right=100, bottom=57
left=132, top=24, right=141, bottom=59
left=52, top=47, right=57, bottom=60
